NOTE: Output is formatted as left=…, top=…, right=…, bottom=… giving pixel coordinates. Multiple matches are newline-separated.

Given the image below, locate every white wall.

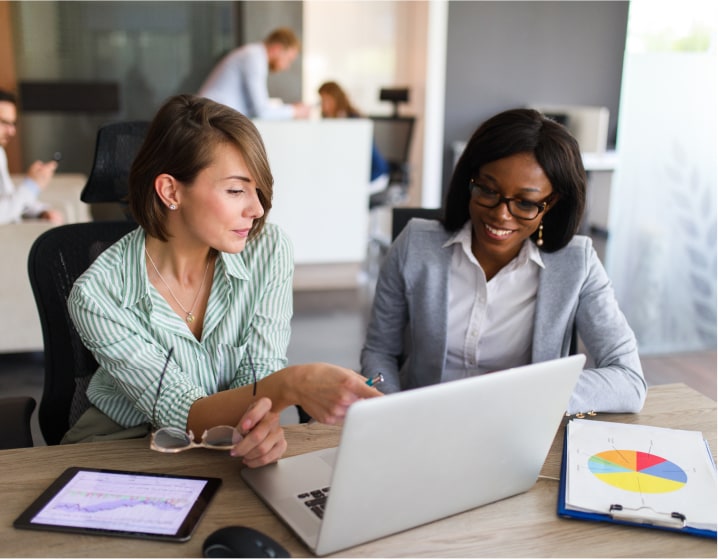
left=257, top=119, right=372, bottom=265
left=302, top=0, right=443, bottom=207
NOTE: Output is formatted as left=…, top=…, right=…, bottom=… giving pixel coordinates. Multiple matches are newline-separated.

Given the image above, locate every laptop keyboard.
left=297, top=487, right=330, bottom=519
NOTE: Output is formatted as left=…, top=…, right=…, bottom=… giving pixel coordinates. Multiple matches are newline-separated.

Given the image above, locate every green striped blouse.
left=67, top=224, right=294, bottom=430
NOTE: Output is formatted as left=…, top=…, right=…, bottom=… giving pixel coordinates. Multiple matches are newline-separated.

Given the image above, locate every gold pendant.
left=186, top=313, right=195, bottom=324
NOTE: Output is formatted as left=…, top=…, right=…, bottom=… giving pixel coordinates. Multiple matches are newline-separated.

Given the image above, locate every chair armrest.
left=0, top=396, right=36, bottom=449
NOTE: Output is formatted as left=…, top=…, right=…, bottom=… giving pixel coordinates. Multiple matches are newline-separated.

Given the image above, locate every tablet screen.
left=14, top=467, right=221, bottom=542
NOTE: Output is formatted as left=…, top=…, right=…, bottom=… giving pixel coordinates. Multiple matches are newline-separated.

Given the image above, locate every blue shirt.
left=199, top=42, right=294, bottom=120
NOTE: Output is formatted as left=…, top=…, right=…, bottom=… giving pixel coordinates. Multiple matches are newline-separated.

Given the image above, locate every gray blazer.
left=361, top=219, right=646, bottom=414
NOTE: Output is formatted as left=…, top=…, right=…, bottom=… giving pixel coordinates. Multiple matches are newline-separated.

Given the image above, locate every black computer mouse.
left=203, top=526, right=291, bottom=558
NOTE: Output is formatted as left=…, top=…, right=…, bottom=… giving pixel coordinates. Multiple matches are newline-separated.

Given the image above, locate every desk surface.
left=2, top=383, right=715, bottom=557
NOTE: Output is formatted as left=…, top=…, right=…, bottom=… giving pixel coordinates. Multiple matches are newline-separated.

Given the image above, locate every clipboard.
left=557, top=419, right=717, bottom=539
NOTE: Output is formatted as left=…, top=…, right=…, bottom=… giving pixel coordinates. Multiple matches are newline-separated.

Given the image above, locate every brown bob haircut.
left=128, top=94, right=273, bottom=242
left=443, top=108, right=586, bottom=252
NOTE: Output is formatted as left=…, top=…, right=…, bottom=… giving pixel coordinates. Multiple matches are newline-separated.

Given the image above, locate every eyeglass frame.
left=149, top=346, right=258, bottom=453
left=469, top=178, right=554, bottom=221
left=150, top=424, right=242, bottom=453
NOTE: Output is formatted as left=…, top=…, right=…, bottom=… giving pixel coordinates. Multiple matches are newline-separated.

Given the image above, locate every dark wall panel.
left=442, top=1, right=629, bottom=191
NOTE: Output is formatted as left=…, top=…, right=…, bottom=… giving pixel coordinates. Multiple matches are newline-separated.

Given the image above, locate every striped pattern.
left=68, top=224, right=294, bottom=429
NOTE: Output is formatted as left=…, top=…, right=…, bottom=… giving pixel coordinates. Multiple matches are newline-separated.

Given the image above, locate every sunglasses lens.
left=153, top=427, right=192, bottom=449
left=203, top=425, right=243, bottom=448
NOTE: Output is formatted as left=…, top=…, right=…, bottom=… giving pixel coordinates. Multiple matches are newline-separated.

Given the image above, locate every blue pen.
left=366, top=373, right=384, bottom=387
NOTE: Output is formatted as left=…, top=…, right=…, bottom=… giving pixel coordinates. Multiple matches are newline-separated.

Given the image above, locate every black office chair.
left=80, top=121, right=149, bottom=209
left=391, top=207, right=443, bottom=241
left=0, top=396, right=36, bottom=449
left=368, top=115, right=416, bottom=209
left=28, top=221, right=137, bottom=445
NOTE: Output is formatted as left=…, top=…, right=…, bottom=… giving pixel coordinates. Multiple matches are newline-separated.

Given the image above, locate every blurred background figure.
left=318, top=81, right=390, bottom=194
left=0, top=89, right=63, bottom=225
left=199, top=27, right=310, bottom=120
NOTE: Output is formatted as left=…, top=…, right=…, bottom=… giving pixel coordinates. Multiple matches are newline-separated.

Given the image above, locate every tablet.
left=13, top=467, right=222, bottom=542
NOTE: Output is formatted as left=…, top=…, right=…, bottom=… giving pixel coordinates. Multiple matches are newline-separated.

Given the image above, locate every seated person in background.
left=0, top=89, right=63, bottom=225
left=199, top=27, right=310, bottom=120
left=361, top=108, right=646, bottom=415
left=65, top=94, right=381, bottom=466
left=318, top=81, right=390, bottom=194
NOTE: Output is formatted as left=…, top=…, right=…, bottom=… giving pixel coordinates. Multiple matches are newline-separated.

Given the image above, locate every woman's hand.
left=291, top=364, right=382, bottom=425
left=230, top=397, right=287, bottom=468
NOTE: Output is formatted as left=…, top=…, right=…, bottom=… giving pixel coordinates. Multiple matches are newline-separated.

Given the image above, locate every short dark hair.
left=0, top=89, right=17, bottom=105
left=128, top=94, right=273, bottom=242
left=443, top=108, right=586, bottom=252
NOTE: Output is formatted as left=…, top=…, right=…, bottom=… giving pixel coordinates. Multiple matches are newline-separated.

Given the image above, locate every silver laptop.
left=241, top=354, right=585, bottom=555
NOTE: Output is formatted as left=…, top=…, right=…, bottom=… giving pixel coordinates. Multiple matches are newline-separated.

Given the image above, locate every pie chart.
left=588, top=450, right=687, bottom=493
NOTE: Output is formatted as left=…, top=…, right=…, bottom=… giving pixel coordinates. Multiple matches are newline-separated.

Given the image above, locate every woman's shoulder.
left=70, top=227, right=140, bottom=298
left=541, top=235, right=600, bottom=276
left=544, top=234, right=593, bottom=258
left=404, top=217, right=449, bottom=239
left=81, top=226, right=139, bottom=277
left=391, top=218, right=452, bottom=264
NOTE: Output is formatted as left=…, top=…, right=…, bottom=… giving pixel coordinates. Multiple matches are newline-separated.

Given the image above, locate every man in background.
left=199, top=27, right=310, bottom=120
left=0, top=88, right=62, bottom=225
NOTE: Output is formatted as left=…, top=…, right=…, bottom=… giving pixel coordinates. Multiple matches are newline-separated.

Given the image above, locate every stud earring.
left=536, top=221, right=544, bottom=247
left=169, top=204, right=177, bottom=210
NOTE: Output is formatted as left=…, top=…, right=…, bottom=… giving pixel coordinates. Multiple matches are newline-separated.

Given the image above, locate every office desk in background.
left=254, top=119, right=372, bottom=290
left=1, top=383, right=715, bottom=558
left=2, top=173, right=89, bottom=354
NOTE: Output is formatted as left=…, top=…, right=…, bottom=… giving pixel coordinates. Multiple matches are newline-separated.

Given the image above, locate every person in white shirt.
left=0, top=88, right=63, bottom=225
left=198, top=27, right=310, bottom=120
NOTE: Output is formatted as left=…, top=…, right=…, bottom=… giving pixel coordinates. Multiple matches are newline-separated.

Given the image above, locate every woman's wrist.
left=260, top=364, right=307, bottom=412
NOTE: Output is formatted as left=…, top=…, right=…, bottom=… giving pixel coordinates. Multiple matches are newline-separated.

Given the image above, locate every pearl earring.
left=536, top=221, right=544, bottom=247
left=169, top=204, right=177, bottom=210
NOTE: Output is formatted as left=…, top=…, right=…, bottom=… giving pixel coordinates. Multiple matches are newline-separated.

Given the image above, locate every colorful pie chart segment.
left=588, top=450, right=687, bottom=493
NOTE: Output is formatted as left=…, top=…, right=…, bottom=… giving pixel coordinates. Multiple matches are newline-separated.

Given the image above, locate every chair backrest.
left=368, top=116, right=416, bottom=184
left=80, top=121, right=149, bottom=203
left=28, top=221, right=137, bottom=445
left=391, top=207, right=443, bottom=241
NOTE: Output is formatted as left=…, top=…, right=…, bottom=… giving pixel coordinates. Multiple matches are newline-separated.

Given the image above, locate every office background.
left=1, top=2, right=715, bottom=355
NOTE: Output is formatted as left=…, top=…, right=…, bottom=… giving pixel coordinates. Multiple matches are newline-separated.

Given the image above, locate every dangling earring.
left=168, top=204, right=177, bottom=210
left=536, top=221, right=544, bottom=247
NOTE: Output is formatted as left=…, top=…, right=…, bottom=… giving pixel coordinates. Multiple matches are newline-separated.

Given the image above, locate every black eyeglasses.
left=469, top=179, right=552, bottom=220
left=149, top=347, right=243, bottom=453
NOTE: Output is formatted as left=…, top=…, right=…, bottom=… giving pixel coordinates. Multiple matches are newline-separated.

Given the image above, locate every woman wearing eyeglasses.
left=65, top=94, right=380, bottom=466
left=361, top=108, right=646, bottom=415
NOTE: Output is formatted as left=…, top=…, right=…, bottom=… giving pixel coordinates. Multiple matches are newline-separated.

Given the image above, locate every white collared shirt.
left=443, top=221, right=544, bottom=380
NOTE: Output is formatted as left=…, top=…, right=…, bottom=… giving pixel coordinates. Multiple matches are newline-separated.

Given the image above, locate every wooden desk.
left=1, top=384, right=715, bottom=557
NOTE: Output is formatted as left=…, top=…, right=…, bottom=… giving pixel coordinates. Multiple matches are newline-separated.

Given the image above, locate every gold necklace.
left=145, top=248, right=212, bottom=324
